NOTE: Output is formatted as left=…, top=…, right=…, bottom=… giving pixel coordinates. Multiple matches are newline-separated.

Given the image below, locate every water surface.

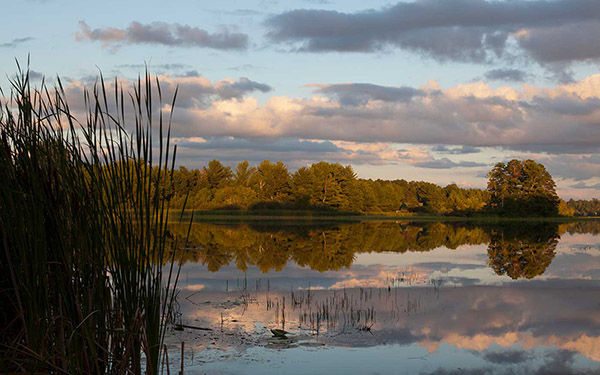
left=165, top=220, right=600, bottom=375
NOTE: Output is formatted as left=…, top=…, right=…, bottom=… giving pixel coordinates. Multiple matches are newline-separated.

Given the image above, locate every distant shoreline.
left=170, top=209, right=600, bottom=223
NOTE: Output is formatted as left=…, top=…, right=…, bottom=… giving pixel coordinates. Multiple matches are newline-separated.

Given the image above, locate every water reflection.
left=487, top=223, right=559, bottom=279
left=168, top=220, right=591, bottom=279
left=165, top=220, right=600, bottom=375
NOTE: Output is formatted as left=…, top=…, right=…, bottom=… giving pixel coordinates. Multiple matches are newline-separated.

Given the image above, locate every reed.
left=0, top=60, right=190, bottom=374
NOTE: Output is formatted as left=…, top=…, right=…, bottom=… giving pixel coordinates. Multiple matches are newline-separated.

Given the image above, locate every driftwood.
left=174, top=324, right=213, bottom=331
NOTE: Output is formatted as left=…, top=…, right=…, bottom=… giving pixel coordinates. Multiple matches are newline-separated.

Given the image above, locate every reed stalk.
left=0, top=60, right=190, bottom=374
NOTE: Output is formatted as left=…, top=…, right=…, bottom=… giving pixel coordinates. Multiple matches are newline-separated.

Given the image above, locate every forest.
left=565, top=198, right=600, bottom=216
left=163, top=159, right=596, bottom=217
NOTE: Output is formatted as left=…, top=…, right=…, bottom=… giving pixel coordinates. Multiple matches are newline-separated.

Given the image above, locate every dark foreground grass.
left=0, top=62, right=189, bottom=374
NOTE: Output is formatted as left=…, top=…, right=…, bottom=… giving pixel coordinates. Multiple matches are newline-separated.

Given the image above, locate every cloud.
left=302, top=0, right=333, bottom=4
left=531, top=154, right=600, bottom=181
left=433, top=145, right=481, bottom=155
left=420, top=369, right=492, bottom=375
left=515, top=21, right=600, bottom=64
left=171, top=76, right=600, bottom=155
left=175, top=138, right=467, bottom=168
left=484, top=69, right=528, bottom=82
left=482, top=349, right=531, bottom=364
left=228, top=64, right=265, bottom=71
left=208, top=8, right=263, bottom=17
left=45, top=73, right=273, bottom=132
left=140, top=74, right=271, bottom=107
left=570, top=182, right=600, bottom=190
left=266, top=0, right=600, bottom=70
left=532, top=350, right=581, bottom=375
left=178, top=137, right=339, bottom=153
left=76, top=21, right=248, bottom=50
left=310, top=83, right=426, bottom=106
left=0, top=37, right=33, bottom=48
left=412, top=158, right=486, bottom=169
left=28, top=70, right=43, bottom=80
left=115, top=63, right=191, bottom=71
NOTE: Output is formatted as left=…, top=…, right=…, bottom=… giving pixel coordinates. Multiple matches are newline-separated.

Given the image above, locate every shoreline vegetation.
left=1, top=65, right=189, bottom=374
left=172, top=209, right=600, bottom=222
left=163, top=159, right=598, bottom=218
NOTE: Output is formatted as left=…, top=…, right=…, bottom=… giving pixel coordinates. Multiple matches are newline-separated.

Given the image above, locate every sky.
left=1, top=0, right=600, bottom=199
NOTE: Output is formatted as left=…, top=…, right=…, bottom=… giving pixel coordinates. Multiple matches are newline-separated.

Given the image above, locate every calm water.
left=165, top=220, right=600, bottom=375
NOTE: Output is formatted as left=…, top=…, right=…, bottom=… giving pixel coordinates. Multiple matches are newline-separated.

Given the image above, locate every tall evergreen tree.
left=204, top=159, right=233, bottom=190
left=251, top=160, right=291, bottom=201
left=234, top=160, right=255, bottom=187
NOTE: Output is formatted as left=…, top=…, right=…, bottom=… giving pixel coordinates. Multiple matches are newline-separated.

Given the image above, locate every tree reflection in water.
left=487, top=223, right=559, bottom=279
left=167, top=220, right=594, bottom=279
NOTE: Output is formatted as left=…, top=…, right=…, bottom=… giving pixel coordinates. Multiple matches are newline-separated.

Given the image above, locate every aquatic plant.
left=0, top=61, right=190, bottom=374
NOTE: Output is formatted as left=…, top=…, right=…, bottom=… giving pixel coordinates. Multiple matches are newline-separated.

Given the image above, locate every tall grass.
left=0, top=62, right=189, bottom=374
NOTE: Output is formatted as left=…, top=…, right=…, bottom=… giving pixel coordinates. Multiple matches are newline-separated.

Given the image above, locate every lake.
left=164, top=220, right=600, bottom=375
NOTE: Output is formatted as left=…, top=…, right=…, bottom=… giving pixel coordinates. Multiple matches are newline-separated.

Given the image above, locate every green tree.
left=250, top=160, right=291, bottom=201
left=291, top=166, right=314, bottom=207
left=487, top=159, right=559, bottom=216
left=567, top=198, right=600, bottom=216
left=291, top=162, right=357, bottom=209
left=355, top=180, right=378, bottom=212
left=416, top=182, right=448, bottom=214
left=204, top=159, right=233, bottom=190
left=234, top=160, right=255, bottom=187
left=212, top=185, right=258, bottom=209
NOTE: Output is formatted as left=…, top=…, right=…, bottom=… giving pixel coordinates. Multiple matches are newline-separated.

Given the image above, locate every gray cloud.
left=484, top=68, right=528, bottom=82
left=483, top=349, right=531, bottom=364
left=570, top=182, right=600, bottom=190
left=433, top=145, right=481, bottom=154
left=412, top=158, right=487, bottom=169
left=532, top=350, right=583, bottom=375
left=302, top=0, right=332, bottom=4
left=0, top=37, right=33, bottom=48
left=420, top=369, right=492, bottom=375
left=178, top=70, right=201, bottom=77
left=228, top=64, right=265, bottom=71
left=151, top=75, right=271, bottom=108
left=313, top=83, right=426, bottom=106
left=208, top=8, right=263, bottom=17
left=28, top=70, right=43, bottom=80
left=115, top=63, right=191, bottom=71
left=175, top=142, right=381, bottom=169
left=178, top=137, right=339, bottom=153
left=531, top=96, right=600, bottom=116
left=516, top=21, right=600, bottom=64
left=218, top=77, right=272, bottom=99
left=537, top=154, right=600, bottom=181
left=505, top=143, right=600, bottom=156
left=266, top=0, right=600, bottom=67
left=76, top=21, right=248, bottom=50
left=175, top=137, right=413, bottom=168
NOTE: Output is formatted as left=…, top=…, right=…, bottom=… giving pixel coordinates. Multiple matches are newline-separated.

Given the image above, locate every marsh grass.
left=0, top=61, right=190, bottom=374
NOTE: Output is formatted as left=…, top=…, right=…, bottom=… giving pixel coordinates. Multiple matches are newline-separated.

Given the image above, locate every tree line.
left=162, top=158, right=597, bottom=217
left=565, top=199, right=600, bottom=217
